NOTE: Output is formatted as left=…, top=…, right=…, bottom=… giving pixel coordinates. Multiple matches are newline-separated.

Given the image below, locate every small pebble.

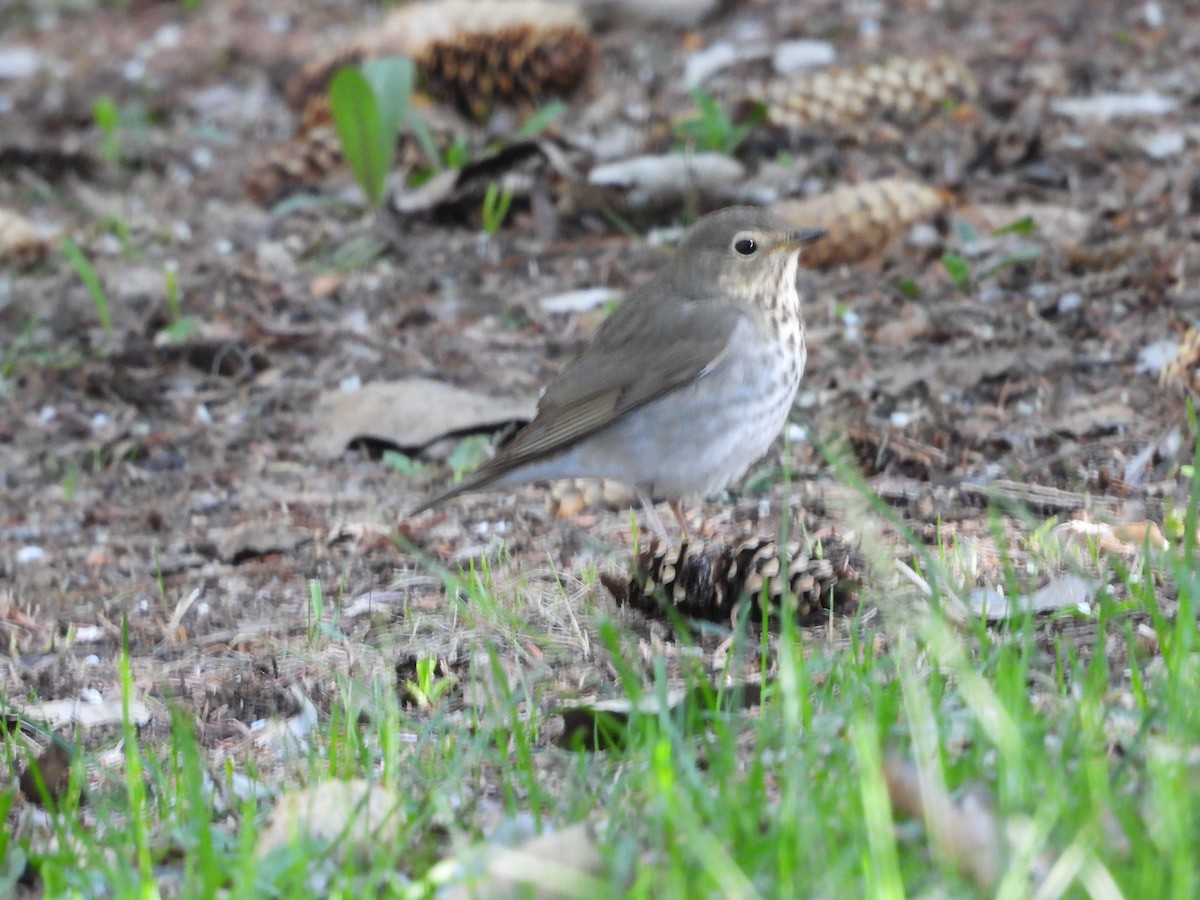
left=1057, top=291, right=1083, bottom=314
left=16, top=546, right=46, bottom=565
left=0, top=45, right=41, bottom=80
left=122, top=57, right=145, bottom=82
left=1137, top=130, right=1185, bottom=160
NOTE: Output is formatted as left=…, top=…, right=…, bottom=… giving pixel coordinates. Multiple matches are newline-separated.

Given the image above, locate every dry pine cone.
left=757, top=54, right=976, bottom=134
left=1162, top=327, right=1200, bottom=397
left=607, top=533, right=862, bottom=627
left=775, top=178, right=950, bottom=269
left=244, top=125, right=342, bottom=204
left=0, top=207, right=53, bottom=270
left=289, top=0, right=596, bottom=119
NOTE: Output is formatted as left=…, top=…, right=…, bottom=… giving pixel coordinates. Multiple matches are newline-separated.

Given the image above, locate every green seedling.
left=404, top=656, right=457, bottom=709
left=329, top=67, right=394, bottom=207
left=940, top=251, right=971, bottom=292
left=515, top=99, right=567, bottom=140
left=444, top=135, right=471, bottom=170
left=382, top=450, right=426, bottom=478
left=480, top=181, right=515, bottom=237
left=447, top=434, right=492, bottom=479
left=157, top=266, right=199, bottom=342
left=60, top=238, right=112, bottom=337
left=93, top=97, right=122, bottom=163
left=673, top=88, right=764, bottom=154
left=307, top=578, right=324, bottom=644
left=329, top=56, right=420, bottom=207
left=992, top=215, right=1036, bottom=237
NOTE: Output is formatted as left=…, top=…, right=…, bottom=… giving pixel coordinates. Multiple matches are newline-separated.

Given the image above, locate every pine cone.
left=244, top=123, right=343, bottom=205
left=775, top=178, right=950, bottom=269
left=756, top=55, right=976, bottom=134
left=1163, top=327, right=1200, bottom=397
left=287, top=1, right=596, bottom=120
left=609, top=533, right=862, bottom=628
left=0, top=206, right=53, bottom=270
left=421, top=24, right=596, bottom=119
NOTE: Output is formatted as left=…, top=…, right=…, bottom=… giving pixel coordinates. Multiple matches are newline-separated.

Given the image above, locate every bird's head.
left=667, top=206, right=825, bottom=304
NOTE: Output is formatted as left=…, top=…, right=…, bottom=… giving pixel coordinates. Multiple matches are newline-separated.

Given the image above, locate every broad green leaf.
left=329, top=67, right=392, bottom=206
left=361, top=56, right=414, bottom=154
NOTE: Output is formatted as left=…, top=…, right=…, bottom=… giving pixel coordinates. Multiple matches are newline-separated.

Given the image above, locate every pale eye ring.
left=734, top=237, right=757, bottom=255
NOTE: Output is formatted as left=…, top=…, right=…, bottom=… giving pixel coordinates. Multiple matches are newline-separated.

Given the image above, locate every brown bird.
left=412, top=206, right=825, bottom=538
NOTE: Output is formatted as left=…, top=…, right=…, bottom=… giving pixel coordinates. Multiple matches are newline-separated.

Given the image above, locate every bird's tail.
left=408, top=468, right=491, bottom=517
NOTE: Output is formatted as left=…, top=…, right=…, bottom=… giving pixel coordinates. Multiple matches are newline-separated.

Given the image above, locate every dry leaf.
left=587, top=153, right=745, bottom=208
left=963, top=202, right=1092, bottom=246
left=208, top=523, right=312, bottom=563
left=310, top=379, right=536, bottom=459
left=968, top=574, right=1098, bottom=621
left=255, top=779, right=406, bottom=860
left=438, top=821, right=604, bottom=899
left=1053, top=519, right=1167, bottom=559
left=19, top=741, right=74, bottom=808
left=15, top=697, right=152, bottom=729
left=392, top=140, right=579, bottom=216
left=884, top=757, right=1003, bottom=891
left=557, top=687, right=697, bottom=750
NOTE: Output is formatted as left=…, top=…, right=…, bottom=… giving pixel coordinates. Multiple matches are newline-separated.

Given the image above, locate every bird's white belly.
left=505, top=337, right=804, bottom=499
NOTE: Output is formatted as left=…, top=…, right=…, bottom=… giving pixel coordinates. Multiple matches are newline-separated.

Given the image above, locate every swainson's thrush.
left=413, top=206, right=825, bottom=537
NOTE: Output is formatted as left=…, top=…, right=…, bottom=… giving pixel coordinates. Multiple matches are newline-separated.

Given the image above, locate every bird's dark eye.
left=734, top=238, right=757, bottom=255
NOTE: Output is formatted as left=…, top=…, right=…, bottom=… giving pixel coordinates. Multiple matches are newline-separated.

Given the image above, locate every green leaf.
left=329, top=67, right=392, bottom=206
left=952, top=220, right=979, bottom=244
left=481, top=182, right=515, bottom=237
left=980, top=245, right=1042, bottom=279
left=157, top=316, right=200, bottom=343
left=940, top=252, right=971, bottom=291
left=92, top=97, right=122, bottom=162
left=516, top=100, right=566, bottom=139
left=444, top=136, right=471, bottom=169
left=447, top=435, right=492, bottom=479
left=382, top=450, right=425, bottom=477
left=92, top=97, right=119, bottom=134
left=991, top=216, right=1036, bottom=237
left=895, top=279, right=921, bottom=299
left=361, top=56, right=414, bottom=152
left=61, top=238, right=112, bottom=335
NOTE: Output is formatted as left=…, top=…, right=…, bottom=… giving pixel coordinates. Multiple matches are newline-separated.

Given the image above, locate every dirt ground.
left=1, top=0, right=1196, bottom=786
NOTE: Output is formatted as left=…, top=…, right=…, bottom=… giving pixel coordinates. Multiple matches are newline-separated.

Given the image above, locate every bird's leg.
left=668, top=500, right=691, bottom=540
left=635, top=486, right=674, bottom=545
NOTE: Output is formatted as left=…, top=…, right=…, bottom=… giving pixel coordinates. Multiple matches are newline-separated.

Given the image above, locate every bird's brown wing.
left=469, top=298, right=747, bottom=482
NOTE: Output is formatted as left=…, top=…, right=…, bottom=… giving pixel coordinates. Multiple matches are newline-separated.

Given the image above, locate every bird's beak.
left=772, top=228, right=827, bottom=253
